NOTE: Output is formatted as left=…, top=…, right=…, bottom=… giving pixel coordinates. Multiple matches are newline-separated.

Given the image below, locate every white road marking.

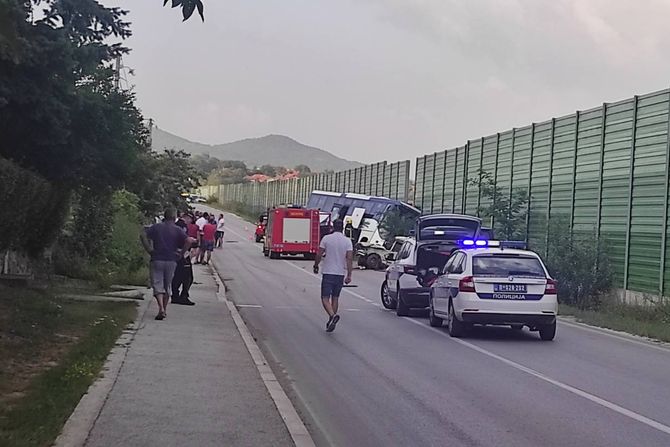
left=403, top=317, right=670, bottom=437
left=236, top=304, right=262, bottom=308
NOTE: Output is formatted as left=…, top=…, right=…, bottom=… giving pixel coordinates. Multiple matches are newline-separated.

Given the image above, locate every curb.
left=210, top=263, right=316, bottom=447
left=54, top=292, right=152, bottom=447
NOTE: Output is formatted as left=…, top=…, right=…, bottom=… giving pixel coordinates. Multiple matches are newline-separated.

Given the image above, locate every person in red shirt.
left=186, top=214, right=201, bottom=262
left=200, top=217, right=217, bottom=265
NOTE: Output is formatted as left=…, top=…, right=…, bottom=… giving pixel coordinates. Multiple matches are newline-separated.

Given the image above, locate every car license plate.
left=494, top=284, right=527, bottom=293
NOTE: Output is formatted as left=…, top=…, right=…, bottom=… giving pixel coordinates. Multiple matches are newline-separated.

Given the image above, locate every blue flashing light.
left=459, top=239, right=502, bottom=248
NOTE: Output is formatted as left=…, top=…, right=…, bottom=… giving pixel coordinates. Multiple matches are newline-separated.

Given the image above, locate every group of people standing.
left=141, top=208, right=225, bottom=320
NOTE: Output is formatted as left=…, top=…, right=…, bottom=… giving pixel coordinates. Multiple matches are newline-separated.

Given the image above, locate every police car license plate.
left=493, top=284, right=526, bottom=299
left=494, top=284, right=527, bottom=293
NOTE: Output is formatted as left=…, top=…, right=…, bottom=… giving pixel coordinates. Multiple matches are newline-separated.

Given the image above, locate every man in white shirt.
left=195, top=213, right=208, bottom=230
left=195, top=212, right=209, bottom=264
left=313, top=220, right=353, bottom=332
left=215, top=213, right=225, bottom=248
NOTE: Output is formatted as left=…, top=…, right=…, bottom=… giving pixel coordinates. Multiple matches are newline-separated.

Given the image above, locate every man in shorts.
left=313, top=219, right=353, bottom=332
left=200, top=217, right=217, bottom=265
left=140, top=208, right=192, bottom=320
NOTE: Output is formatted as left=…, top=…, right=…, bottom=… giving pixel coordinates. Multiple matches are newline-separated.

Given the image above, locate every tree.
left=127, top=149, right=201, bottom=217
left=258, top=164, right=277, bottom=177
left=0, top=0, right=136, bottom=189
left=378, top=208, right=415, bottom=242
left=294, top=164, right=312, bottom=175
left=163, top=0, right=204, bottom=22
left=468, top=169, right=528, bottom=240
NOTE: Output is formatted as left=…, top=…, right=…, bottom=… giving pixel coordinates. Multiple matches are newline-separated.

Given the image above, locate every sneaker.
left=173, top=298, right=196, bottom=306
left=155, top=313, right=164, bottom=321
left=326, top=314, right=340, bottom=332
left=326, top=315, right=333, bottom=329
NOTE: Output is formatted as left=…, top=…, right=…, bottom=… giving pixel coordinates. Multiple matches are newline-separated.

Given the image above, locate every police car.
left=428, top=240, right=558, bottom=341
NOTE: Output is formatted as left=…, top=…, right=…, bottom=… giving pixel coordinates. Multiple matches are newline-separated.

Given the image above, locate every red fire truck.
left=263, top=207, right=321, bottom=260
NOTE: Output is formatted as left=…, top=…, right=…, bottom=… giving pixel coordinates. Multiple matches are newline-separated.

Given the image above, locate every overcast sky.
left=114, top=0, right=670, bottom=164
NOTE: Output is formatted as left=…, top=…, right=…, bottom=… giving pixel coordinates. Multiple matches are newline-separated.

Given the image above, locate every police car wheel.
left=539, top=322, right=556, bottom=341
left=428, top=297, right=443, bottom=327
left=447, top=301, right=465, bottom=337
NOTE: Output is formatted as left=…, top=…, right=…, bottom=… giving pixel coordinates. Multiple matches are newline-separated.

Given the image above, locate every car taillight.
left=403, top=265, right=416, bottom=275
left=459, top=276, right=475, bottom=292
left=545, top=279, right=557, bottom=295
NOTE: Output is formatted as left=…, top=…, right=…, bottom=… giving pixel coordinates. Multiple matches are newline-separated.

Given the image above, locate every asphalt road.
left=203, top=206, right=670, bottom=447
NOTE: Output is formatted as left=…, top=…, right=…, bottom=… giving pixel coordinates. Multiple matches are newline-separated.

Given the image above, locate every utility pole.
left=114, top=56, right=121, bottom=90
left=148, top=118, right=154, bottom=147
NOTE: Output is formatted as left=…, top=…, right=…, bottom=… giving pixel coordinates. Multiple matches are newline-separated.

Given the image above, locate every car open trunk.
left=416, top=241, right=458, bottom=287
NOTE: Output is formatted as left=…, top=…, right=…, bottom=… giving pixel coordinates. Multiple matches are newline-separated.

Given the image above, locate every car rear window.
left=473, top=255, right=546, bottom=278
left=418, top=218, right=480, bottom=241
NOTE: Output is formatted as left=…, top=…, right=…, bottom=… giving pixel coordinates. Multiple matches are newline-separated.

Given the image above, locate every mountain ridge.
left=151, top=126, right=363, bottom=172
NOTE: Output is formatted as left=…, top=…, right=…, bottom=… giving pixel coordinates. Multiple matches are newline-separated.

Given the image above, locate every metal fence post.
left=430, top=153, right=437, bottom=213
left=525, top=123, right=536, bottom=243
left=595, top=104, right=607, bottom=241
left=477, top=137, right=484, bottom=217
left=659, top=92, right=670, bottom=298
left=569, top=111, right=581, bottom=233
left=622, top=96, right=639, bottom=292
left=441, top=150, right=448, bottom=213
left=545, top=118, right=556, bottom=257
left=462, top=141, right=470, bottom=213
left=506, top=129, right=518, bottom=230
left=452, top=148, right=459, bottom=213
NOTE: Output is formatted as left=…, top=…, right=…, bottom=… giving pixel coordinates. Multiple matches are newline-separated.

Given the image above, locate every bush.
left=535, top=218, right=613, bottom=310
left=0, top=157, right=70, bottom=255
left=53, top=190, right=148, bottom=287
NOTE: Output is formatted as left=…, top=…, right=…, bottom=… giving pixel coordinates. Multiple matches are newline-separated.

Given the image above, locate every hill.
left=151, top=126, right=362, bottom=172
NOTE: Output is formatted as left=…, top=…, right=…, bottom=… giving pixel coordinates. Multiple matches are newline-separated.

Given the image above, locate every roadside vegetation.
left=560, top=301, right=670, bottom=343
left=0, top=2, right=202, bottom=443
left=0, top=288, right=136, bottom=447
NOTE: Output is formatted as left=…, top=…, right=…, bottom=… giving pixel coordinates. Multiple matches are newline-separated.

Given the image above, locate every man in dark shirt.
left=140, top=208, right=191, bottom=320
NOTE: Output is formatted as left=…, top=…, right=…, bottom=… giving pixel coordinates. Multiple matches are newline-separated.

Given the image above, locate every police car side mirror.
left=386, top=253, right=396, bottom=261
left=409, top=229, right=416, bottom=236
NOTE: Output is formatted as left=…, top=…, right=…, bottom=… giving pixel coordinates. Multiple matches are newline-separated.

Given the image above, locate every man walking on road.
left=313, top=219, right=353, bottom=332
left=140, top=208, right=192, bottom=320
left=215, top=213, right=225, bottom=248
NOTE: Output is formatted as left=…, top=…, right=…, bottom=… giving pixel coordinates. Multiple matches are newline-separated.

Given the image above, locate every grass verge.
left=0, top=287, right=137, bottom=447
left=560, top=301, right=670, bottom=343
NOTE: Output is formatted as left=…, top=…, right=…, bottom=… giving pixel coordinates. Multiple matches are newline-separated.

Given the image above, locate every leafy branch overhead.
left=163, top=0, right=205, bottom=22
